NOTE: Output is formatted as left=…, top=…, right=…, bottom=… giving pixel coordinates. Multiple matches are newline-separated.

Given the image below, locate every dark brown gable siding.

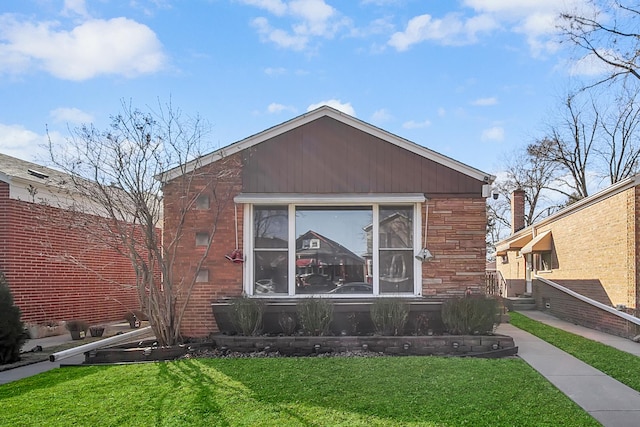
left=242, top=116, right=483, bottom=196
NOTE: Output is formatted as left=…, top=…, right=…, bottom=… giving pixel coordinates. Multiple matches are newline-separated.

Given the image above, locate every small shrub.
left=65, top=320, right=89, bottom=332
left=346, top=312, right=360, bottom=335
left=89, top=326, right=105, bottom=337
left=278, top=312, right=297, bottom=335
left=441, top=296, right=501, bottom=335
left=297, top=298, right=333, bottom=336
left=229, top=296, right=264, bottom=336
left=370, top=298, right=408, bottom=336
left=413, top=313, right=430, bottom=335
left=0, top=272, right=27, bottom=364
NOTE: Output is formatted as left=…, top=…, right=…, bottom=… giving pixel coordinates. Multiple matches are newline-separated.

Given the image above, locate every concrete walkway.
left=0, top=322, right=147, bottom=385
left=497, top=311, right=640, bottom=427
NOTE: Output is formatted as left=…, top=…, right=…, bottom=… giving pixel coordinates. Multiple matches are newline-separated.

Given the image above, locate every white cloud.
left=569, top=50, right=618, bottom=76
left=388, top=12, right=498, bottom=51
left=50, top=107, right=94, bottom=124
left=463, top=0, right=589, bottom=55
left=307, top=99, right=355, bottom=116
left=371, top=108, right=392, bottom=122
left=360, top=0, right=402, bottom=5
left=403, top=118, right=431, bottom=129
left=264, top=66, right=287, bottom=76
left=238, top=0, right=288, bottom=16
left=437, top=107, right=446, bottom=117
left=472, top=97, right=498, bottom=106
left=0, top=14, right=166, bottom=80
left=252, top=17, right=308, bottom=51
left=267, top=102, right=297, bottom=114
left=243, top=0, right=349, bottom=50
left=481, top=126, right=504, bottom=141
left=387, top=0, right=589, bottom=54
left=0, top=123, right=53, bottom=162
left=62, top=0, right=90, bottom=18
left=350, top=17, right=394, bottom=38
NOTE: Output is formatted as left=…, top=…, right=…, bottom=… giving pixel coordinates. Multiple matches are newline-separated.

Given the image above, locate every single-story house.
left=161, top=106, right=495, bottom=338
left=496, top=178, right=640, bottom=338
left=0, top=153, right=140, bottom=328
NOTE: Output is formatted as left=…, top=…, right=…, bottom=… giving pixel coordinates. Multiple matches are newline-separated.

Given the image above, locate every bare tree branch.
left=45, top=99, right=236, bottom=346
left=560, top=1, right=640, bottom=82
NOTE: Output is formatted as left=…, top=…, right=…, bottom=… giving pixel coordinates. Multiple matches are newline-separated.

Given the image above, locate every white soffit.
left=234, top=193, right=426, bottom=204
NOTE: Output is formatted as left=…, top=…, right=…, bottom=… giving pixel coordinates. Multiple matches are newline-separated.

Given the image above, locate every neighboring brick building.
left=496, top=177, right=640, bottom=337
left=161, top=106, right=495, bottom=338
left=0, top=153, right=140, bottom=327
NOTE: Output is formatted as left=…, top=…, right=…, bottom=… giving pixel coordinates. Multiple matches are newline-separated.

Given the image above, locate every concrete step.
left=506, top=297, right=536, bottom=311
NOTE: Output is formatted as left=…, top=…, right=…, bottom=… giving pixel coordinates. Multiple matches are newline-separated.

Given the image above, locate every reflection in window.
left=250, top=203, right=418, bottom=296
left=379, top=206, right=413, bottom=293
left=295, top=207, right=372, bottom=295
left=254, top=206, right=288, bottom=294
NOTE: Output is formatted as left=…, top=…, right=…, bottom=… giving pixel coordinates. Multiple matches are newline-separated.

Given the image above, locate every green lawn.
left=510, top=311, right=640, bottom=393
left=0, top=356, right=598, bottom=426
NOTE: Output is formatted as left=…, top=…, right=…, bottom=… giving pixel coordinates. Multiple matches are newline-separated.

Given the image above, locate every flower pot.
left=70, top=330, right=86, bottom=340
left=89, top=326, right=105, bottom=337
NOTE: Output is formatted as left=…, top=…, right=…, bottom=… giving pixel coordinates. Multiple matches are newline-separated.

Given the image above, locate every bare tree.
left=47, top=100, right=237, bottom=346
left=560, top=1, right=640, bottom=84
left=487, top=147, right=561, bottom=254
left=528, top=93, right=599, bottom=201
left=598, top=85, right=640, bottom=183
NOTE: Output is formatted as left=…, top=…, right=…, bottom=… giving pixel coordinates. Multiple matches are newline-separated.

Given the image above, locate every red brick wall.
left=0, top=181, right=140, bottom=326
left=163, top=155, right=243, bottom=338
left=533, top=279, right=639, bottom=338
left=164, top=168, right=488, bottom=337
left=422, top=197, right=487, bottom=297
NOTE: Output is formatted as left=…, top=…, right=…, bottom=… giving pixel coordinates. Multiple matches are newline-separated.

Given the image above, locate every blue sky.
left=0, top=0, right=602, bottom=176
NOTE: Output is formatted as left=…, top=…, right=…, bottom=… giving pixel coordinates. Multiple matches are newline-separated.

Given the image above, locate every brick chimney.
left=511, top=188, right=525, bottom=234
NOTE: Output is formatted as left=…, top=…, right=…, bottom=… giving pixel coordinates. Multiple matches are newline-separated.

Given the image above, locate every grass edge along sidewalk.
left=0, top=356, right=599, bottom=426
left=510, top=311, right=640, bottom=393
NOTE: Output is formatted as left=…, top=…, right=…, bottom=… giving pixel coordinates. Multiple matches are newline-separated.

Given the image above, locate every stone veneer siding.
left=165, top=156, right=488, bottom=338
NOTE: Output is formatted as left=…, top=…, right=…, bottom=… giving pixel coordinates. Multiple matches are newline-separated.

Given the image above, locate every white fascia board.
left=159, top=106, right=494, bottom=184
left=234, top=193, right=426, bottom=204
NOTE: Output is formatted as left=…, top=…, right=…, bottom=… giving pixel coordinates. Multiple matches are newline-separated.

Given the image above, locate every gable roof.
left=159, top=106, right=495, bottom=184
left=0, top=152, right=71, bottom=189
left=496, top=173, right=640, bottom=247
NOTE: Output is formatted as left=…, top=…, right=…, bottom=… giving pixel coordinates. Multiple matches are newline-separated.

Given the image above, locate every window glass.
left=195, top=194, right=210, bottom=210
left=537, top=252, right=552, bottom=271
left=196, top=269, right=209, bottom=283
left=379, top=206, right=413, bottom=293
left=379, top=206, right=413, bottom=248
left=195, top=232, right=209, bottom=246
left=295, top=207, right=372, bottom=295
left=254, top=206, right=288, bottom=248
left=254, top=251, right=288, bottom=294
left=254, top=206, right=288, bottom=294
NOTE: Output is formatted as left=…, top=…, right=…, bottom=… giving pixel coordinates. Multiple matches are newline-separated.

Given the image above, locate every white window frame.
left=535, top=252, right=552, bottom=272
left=237, top=193, right=426, bottom=297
